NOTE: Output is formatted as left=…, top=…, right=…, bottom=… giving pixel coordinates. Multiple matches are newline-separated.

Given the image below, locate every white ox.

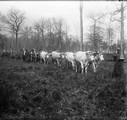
left=92, top=52, right=104, bottom=69
left=30, top=48, right=37, bottom=62
left=74, top=51, right=95, bottom=74
left=51, top=51, right=62, bottom=66
left=64, top=52, right=75, bottom=70
left=40, top=51, right=49, bottom=64
left=20, top=48, right=26, bottom=61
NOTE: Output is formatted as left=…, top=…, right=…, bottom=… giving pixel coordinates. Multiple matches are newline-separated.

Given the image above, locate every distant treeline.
left=0, top=7, right=126, bottom=53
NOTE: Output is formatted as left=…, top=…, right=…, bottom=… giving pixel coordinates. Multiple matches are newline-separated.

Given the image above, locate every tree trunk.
left=16, top=33, right=18, bottom=53
left=93, top=22, right=97, bottom=52
left=53, top=34, right=55, bottom=51
left=108, top=32, right=111, bottom=53
left=120, top=1, right=124, bottom=59
left=38, top=32, right=40, bottom=51
left=80, top=1, right=83, bottom=51
left=41, top=31, right=45, bottom=51
left=60, top=33, right=62, bottom=52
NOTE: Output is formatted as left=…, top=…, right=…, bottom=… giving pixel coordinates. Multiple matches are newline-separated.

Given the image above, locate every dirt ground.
left=0, top=57, right=126, bottom=120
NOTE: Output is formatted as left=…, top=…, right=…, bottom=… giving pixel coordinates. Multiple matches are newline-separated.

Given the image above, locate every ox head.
left=30, top=50, right=33, bottom=55
left=90, top=55, right=95, bottom=61
left=24, top=50, right=27, bottom=55
left=99, top=53, right=104, bottom=61
left=46, top=53, right=52, bottom=58
left=32, top=48, right=36, bottom=51
left=21, top=48, right=26, bottom=55
left=60, top=53, right=65, bottom=59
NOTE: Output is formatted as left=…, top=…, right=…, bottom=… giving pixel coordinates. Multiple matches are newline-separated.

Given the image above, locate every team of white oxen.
left=20, top=48, right=104, bottom=74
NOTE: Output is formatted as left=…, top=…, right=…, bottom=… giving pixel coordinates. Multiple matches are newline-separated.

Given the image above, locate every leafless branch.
left=123, top=5, right=127, bottom=11
left=113, top=9, right=121, bottom=16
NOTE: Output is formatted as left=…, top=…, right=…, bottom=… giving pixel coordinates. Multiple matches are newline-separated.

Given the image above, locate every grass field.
left=0, top=56, right=126, bottom=120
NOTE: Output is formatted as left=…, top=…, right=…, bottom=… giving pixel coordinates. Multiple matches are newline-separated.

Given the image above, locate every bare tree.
left=65, top=25, right=70, bottom=52
left=45, top=18, right=55, bottom=51
left=1, top=8, right=25, bottom=52
left=0, top=13, right=5, bottom=32
left=88, top=13, right=106, bottom=52
left=21, top=26, right=33, bottom=49
left=36, top=18, right=46, bottom=50
left=80, top=1, right=83, bottom=51
left=34, top=22, right=41, bottom=50
left=110, top=1, right=127, bottom=58
left=54, top=18, right=66, bottom=52
left=0, top=34, right=8, bottom=51
left=106, top=26, right=115, bottom=53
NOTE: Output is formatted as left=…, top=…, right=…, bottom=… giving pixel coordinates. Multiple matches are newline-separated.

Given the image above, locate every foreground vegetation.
left=0, top=57, right=126, bottom=120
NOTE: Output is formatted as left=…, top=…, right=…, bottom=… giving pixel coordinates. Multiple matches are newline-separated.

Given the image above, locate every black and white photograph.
left=0, top=1, right=127, bottom=120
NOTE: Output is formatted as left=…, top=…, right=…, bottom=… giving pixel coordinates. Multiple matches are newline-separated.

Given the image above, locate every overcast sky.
left=0, top=1, right=126, bottom=41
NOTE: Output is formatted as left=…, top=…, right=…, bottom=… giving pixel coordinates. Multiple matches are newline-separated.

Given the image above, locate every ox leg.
left=71, top=61, right=75, bottom=70
left=67, top=61, right=69, bottom=68
left=80, top=62, right=84, bottom=74
left=40, top=58, right=43, bottom=63
left=85, top=62, right=89, bottom=74
left=35, top=57, right=36, bottom=62
left=52, top=59, right=55, bottom=65
left=35, top=54, right=37, bottom=62
left=43, top=58, right=46, bottom=65
left=45, top=58, right=47, bottom=64
left=30, top=56, right=32, bottom=62
left=31, top=56, right=33, bottom=62
left=76, top=61, right=80, bottom=72
left=34, top=56, right=36, bottom=62
left=85, top=67, right=87, bottom=74
left=75, top=61, right=78, bottom=72
left=57, top=59, right=60, bottom=66
left=45, top=58, right=49, bottom=65
left=96, top=61, right=100, bottom=69
left=59, top=59, right=62, bottom=66
left=58, top=61, right=61, bottom=66
left=92, top=62, right=96, bottom=72
left=21, top=56, right=23, bottom=61
left=75, top=64, right=77, bottom=72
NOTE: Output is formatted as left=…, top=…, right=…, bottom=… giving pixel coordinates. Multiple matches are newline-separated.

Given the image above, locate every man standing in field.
left=113, top=48, right=124, bottom=78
